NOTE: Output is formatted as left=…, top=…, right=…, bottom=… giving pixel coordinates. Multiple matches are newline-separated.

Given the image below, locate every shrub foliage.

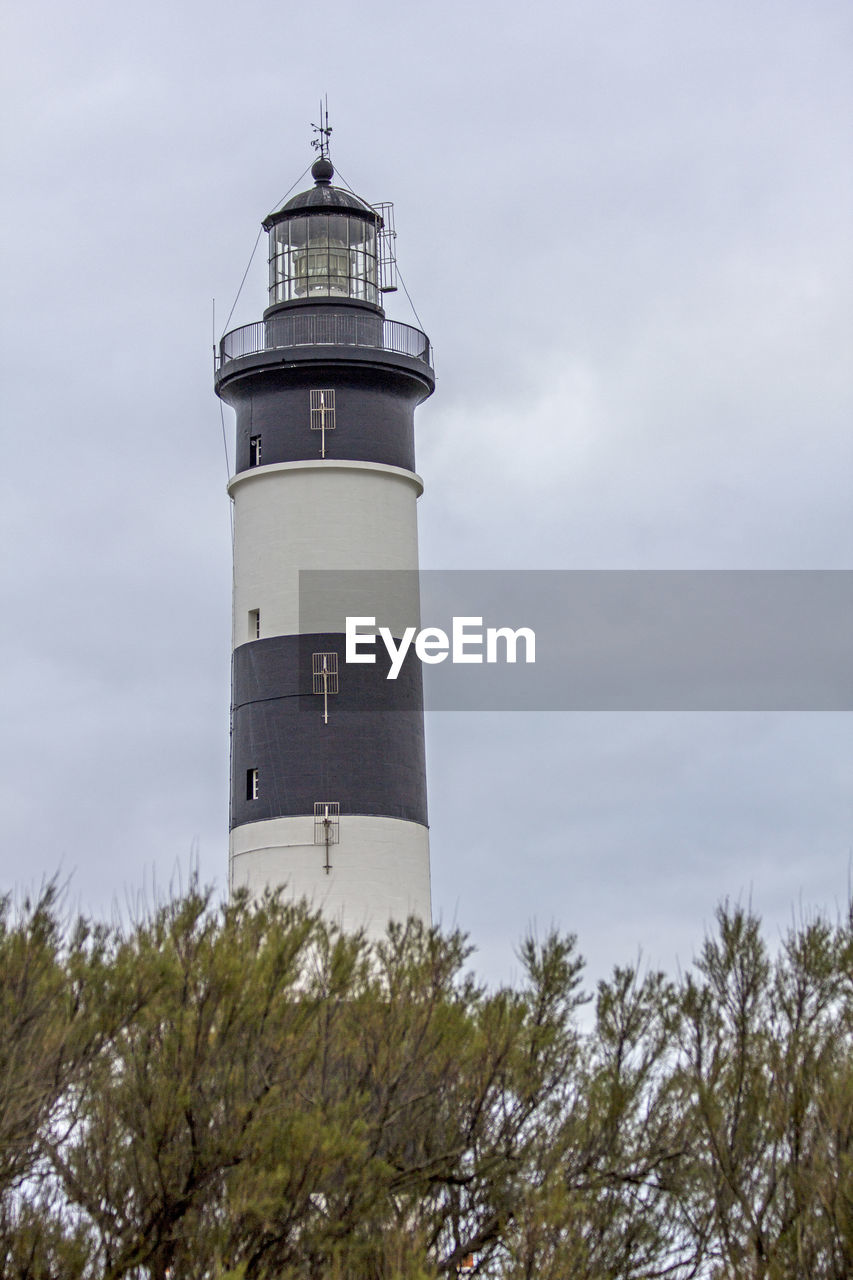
left=0, top=882, right=850, bottom=1278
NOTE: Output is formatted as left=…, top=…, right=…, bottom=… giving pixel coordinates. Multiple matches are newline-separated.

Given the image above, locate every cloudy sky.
left=2, top=0, right=851, bottom=984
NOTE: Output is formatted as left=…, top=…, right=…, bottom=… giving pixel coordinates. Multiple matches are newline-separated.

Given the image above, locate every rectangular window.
left=312, top=651, right=338, bottom=725
left=313, top=801, right=340, bottom=845
left=309, top=388, right=336, bottom=428
left=309, top=390, right=336, bottom=456
left=246, top=768, right=259, bottom=801
left=311, top=651, right=339, bottom=694
left=249, top=435, right=262, bottom=467
left=248, top=609, right=260, bottom=640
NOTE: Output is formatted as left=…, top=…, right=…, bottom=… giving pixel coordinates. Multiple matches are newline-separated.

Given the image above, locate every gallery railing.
left=218, top=313, right=432, bottom=369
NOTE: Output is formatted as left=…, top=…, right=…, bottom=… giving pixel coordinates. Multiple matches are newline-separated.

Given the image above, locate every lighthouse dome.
left=263, top=159, right=377, bottom=228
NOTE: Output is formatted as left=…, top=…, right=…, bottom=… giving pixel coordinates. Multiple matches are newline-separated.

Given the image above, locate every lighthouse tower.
left=214, top=142, right=434, bottom=937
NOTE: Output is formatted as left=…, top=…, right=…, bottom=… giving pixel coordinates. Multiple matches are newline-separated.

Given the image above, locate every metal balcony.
left=218, top=313, right=432, bottom=371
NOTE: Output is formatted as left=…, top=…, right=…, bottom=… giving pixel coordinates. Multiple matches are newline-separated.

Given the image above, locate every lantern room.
left=262, top=156, right=382, bottom=311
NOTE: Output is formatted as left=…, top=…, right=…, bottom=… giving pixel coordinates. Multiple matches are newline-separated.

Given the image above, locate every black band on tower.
left=231, top=635, right=427, bottom=829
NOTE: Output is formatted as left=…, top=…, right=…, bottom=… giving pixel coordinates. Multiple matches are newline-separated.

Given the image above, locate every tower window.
left=248, top=609, right=260, bottom=640
left=313, top=801, right=340, bottom=845
left=249, top=435, right=262, bottom=467
left=246, top=768, right=259, bottom=801
left=312, top=651, right=339, bottom=725
left=311, top=651, right=339, bottom=694
left=309, top=390, right=336, bottom=458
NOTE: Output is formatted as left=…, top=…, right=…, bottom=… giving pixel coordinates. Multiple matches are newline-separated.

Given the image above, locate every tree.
left=673, top=902, right=853, bottom=1278
left=0, top=879, right=849, bottom=1279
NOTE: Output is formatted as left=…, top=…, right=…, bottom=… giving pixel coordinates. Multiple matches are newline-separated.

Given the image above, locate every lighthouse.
left=215, top=137, right=434, bottom=937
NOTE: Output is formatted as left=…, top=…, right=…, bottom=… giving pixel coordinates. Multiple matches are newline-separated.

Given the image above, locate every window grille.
left=248, top=609, right=260, bottom=640
left=246, top=768, right=259, bottom=801
left=313, top=801, right=340, bottom=843
left=311, top=651, right=339, bottom=694
left=309, top=389, right=336, bottom=457
left=312, top=651, right=339, bottom=724
left=314, top=801, right=340, bottom=873
left=249, top=435, right=262, bottom=467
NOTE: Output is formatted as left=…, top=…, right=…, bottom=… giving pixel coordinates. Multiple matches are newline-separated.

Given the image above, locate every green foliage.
left=0, top=880, right=850, bottom=1279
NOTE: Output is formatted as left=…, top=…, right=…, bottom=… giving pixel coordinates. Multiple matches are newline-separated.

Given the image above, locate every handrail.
left=218, top=313, right=432, bottom=370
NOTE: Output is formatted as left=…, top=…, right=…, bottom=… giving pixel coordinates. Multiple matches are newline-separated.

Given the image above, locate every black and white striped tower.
left=215, top=145, right=434, bottom=936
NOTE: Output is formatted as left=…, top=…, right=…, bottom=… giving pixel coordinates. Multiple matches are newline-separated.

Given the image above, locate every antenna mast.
left=311, top=96, right=333, bottom=160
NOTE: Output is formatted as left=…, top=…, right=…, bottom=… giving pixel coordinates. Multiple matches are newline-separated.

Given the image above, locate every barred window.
left=313, top=802, right=340, bottom=845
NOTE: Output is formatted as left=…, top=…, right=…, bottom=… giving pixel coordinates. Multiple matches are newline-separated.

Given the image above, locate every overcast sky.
left=1, top=0, right=851, bottom=985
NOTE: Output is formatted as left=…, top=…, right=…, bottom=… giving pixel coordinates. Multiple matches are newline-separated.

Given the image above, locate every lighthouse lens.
left=269, top=213, right=378, bottom=305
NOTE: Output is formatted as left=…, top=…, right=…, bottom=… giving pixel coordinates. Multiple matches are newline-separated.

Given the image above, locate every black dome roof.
left=262, top=158, right=377, bottom=230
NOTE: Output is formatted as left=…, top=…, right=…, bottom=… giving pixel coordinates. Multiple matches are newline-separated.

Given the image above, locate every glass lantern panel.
left=346, top=215, right=365, bottom=248
left=267, top=212, right=380, bottom=304
left=288, top=217, right=308, bottom=247
left=307, top=215, right=328, bottom=247
left=305, top=247, right=329, bottom=295
left=328, top=249, right=349, bottom=296
left=360, top=219, right=376, bottom=257
left=327, top=213, right=349, bottom=248
left=292, top=248, right=310, bottom=298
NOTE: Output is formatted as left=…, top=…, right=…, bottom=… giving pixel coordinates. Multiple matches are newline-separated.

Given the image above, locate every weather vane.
left=311, top=96, right=332, bottom=160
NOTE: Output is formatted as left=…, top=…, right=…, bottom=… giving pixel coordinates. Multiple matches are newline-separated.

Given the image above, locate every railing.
left=218, top=313, right=432, bottom=370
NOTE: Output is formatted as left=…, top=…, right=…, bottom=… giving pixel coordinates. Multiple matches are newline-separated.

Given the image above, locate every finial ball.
left=311, top=156, right=334, bottom=185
